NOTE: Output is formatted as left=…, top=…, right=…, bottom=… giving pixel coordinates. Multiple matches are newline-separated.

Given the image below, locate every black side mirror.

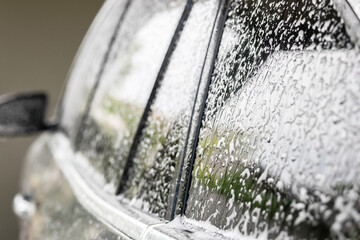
left=0, top=92, right=56, bottom=136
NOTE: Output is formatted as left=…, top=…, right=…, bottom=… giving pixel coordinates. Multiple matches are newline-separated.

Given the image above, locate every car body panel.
left=19, top=134, right=125, bottom=239
left=20, top=133, right=232, bottom=239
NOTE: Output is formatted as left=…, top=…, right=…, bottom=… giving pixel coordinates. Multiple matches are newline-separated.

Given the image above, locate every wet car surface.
left=5, top=0, right=360, bottom=239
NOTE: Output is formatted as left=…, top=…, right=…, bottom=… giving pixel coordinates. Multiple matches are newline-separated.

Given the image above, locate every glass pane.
left=185, top=0, right=360, bottom=239
left=120, top=0, right=222, bottom=219
left=75, top=0, right=186, bottom=193
left=60, top=0, right=128, bottom=142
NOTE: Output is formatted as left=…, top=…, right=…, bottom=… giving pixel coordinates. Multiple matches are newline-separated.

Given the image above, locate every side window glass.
left=75, top=0, right=186, bottom=193
left=119, top=0, right=222, bottom=220
left=60, top=0, right=128, bottom=141
left=185, top=0, right=360, bottom=239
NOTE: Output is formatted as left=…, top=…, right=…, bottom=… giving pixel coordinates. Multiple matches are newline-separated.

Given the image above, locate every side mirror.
left=0, top=92, right=56, bottom=136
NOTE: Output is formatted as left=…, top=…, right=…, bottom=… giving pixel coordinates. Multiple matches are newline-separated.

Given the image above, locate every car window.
left=59, top=0, right=128, bottom=142
left=75, top=0, right=186, bottom=193
left=118, top=0, right=223, bottom=220
left=184, top=0, right=360, bottom=239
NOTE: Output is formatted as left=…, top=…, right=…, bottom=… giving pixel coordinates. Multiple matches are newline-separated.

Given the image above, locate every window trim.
left=180, top=0, right=232, bottom=216
left=170, top=0, right=226, bottom=220
left=115, top=0, right=195, bottom=194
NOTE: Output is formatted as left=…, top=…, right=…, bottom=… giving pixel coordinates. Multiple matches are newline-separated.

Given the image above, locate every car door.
left=19, top=0, right=187, bottom=238
left=177, top=0, right=360, bottom=239
left=18, top=0, right=224, bottom=239
left=67, top=0, right=226, bottom=232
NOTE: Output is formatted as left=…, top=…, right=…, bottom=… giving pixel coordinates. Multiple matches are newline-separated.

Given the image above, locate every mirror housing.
left=0, top=92, right=56, bottom=136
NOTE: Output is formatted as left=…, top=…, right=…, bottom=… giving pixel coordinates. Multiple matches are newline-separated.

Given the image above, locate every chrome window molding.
left=49, top=133, right=161, bottom=239
left=48, top=132, right=234, bottom=239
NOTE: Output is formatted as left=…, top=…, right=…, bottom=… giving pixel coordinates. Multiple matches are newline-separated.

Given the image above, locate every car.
left=1, top=0, right=359, bottom=239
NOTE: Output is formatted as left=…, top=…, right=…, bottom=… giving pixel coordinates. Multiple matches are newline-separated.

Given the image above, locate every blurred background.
left=0, top=1, right=104, bottom=238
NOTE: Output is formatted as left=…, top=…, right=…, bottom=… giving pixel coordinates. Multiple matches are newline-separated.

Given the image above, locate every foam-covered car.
left=2, top=0, right=360, bottom=239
